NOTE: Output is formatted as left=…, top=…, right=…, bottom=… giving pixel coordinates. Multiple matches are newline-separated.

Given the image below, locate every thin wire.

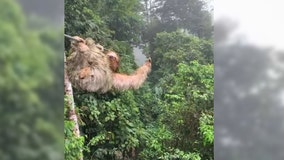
left=64, top=34, right=80, bottom=41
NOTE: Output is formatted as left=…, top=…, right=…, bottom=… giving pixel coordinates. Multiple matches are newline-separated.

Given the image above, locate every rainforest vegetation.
left=64, top=0, right=213, bottom=159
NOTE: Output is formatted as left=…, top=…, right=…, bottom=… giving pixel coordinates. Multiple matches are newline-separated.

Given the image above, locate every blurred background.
left=214, top=0, right=284, bottom=159
left=0, top=0, right=64, bottom=159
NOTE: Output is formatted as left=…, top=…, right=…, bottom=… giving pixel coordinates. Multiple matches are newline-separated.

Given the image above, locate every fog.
left=215, top=0, right=284, bottom=159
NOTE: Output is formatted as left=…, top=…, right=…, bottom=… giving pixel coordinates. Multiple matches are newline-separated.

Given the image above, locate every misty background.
left=215, top=0, right=284, bottom=159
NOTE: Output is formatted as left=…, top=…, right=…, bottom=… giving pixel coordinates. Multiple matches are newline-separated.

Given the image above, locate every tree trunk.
left=64, top=52, right=83, bottom=160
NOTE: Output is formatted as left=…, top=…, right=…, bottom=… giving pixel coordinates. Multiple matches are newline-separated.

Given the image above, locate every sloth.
left=66, top=36, right=151, bottom=93
left=106, top=50, right=120, bottom=72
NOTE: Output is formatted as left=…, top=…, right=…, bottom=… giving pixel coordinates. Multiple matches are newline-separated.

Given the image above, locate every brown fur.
left=106, top=51, right=120, bottom=72
left=66, top=36, right=151, bottom=93
left=112, top=59, right=151, bottom=91
left=66, top=37, right=113, bottom=93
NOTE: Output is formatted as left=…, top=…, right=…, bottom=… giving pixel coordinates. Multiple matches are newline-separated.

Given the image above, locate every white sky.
left=214, top=0, right=284, bottom=50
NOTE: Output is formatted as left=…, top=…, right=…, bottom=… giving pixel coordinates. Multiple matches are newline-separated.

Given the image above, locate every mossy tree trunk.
left=64, top=53, right=83, bottom=160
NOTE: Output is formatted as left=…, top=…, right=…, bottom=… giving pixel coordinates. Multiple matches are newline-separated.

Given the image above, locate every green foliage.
left=199, top=112, right=214, bottom=146
left=0, top=0, right=63, bottom=159
left=64, top=30, right=142, bottom=158
left=64, top=29, right=214, bottom=160
left=139, top=125, right=202, bottom=160
left=65, top=0, right=143, bottom=50
left=149, top=30, right=213, bottom=84
left=137, top=61, right=213, bottom=160
left=160, top=149, right=201, bottom=160
left=74, top=91, right=142, bottom=159
left=142, top=0, right=213, bottom=42
left=65, top=0, right=213, bottom=160
left=64, top=97, right=85, bottom=160
left=170, top=61, right=214, bottom=107
left=64, top=121, right=85, bottom=160
left=65, top=0, right=112, bottom=44
left=148, top=61, right=214, bottom=159
left=157, top=0, right=212, bottom=38
left=103, top=0, right=143, bottom=42
left=0, top=0, right=25, bottom=28
left=138, top=125, right=173, bottom=159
